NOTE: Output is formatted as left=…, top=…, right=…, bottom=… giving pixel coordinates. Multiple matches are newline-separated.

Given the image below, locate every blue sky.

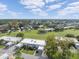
left=0, top=0, right=79, bottom=19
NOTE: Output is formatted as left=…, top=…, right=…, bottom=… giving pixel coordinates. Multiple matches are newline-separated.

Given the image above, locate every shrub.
left=38, top=29, right=47, bottom=34
left=16, top=32, right=24, bottom=38
left=76, top=35, right=79, bottom=41
left=65, top=34, right=75, bottom=38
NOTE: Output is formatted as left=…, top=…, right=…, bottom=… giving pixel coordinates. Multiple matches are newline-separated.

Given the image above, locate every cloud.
left=20, top=0, right=45, bottom=8
left=69, top=2, right=79, bottom=6
left=20, top=0, right=49, bottom=16
left=20, top=0, right=71, bottom=18
left=0, top=13, right=4, bottom=16
left=58, top=2, right=79, bottom=15
left=8, top=11, right=22, bottom=17
left=45, top=0, right=55, bottom=3
left=0, top=3, right=24, bottom=19
left=19, top=0, right=66, bottom=17
left=46, top=1, right=66, bottom=11
left=0, top=3, right=8, bottom=12
left=31, top=8, right=48, bottom=16
left=47, top=4, right=62, bottom=11
left=24, top=5, right=37, bottom=9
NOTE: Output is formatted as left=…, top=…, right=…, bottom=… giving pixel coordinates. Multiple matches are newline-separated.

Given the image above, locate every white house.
left=5, top=42, right=15, bottom=47
left=75, top=42, right=79, bottom=49
left=0, top=36, right=22, bottom=43
left=44, top=28, right=54, bottom=32
left=15, top=43, right=23, bottom=48
left=38, top=46, right=44, bottom=51
left=38, top=28, right=54, bottom=32
left=21, top=38, right=46, bottom=46
left=20, top=38, right=46, bottom=50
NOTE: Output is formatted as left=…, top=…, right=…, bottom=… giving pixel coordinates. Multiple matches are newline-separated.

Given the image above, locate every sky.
left=0, top=0, right=79, bottom=19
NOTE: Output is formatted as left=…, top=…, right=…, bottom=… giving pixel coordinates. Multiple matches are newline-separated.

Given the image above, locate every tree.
left=15, top=49, right=24, bottom=59
left=16, top=32, right=24, bottom=39
left=45, top=34, right=58, bottom=59
left=65, top=34, right=75, bottom=38
left=15, top=49, right=21, bottom=56
left=38, top=29, right=47, bottom=34
left=54, top=27, right=64, bottom=32
left=45, top=34, right=72, bottom=59
left=76, top=35, right=79, bottom=41
left=0, top=40, right=4, bottom=45
left=59, top=40, right=72, bottom=59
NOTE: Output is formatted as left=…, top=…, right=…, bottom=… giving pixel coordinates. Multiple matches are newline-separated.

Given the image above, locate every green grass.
left=71, top=54, right=79, bottom=59
left=15, top=56, right=23, bottom=59
left=1, top=29, right=79, bottom=40
left=53, top=29, right=79, bottom=36
left=4, top=30, right=48, bottom=40
left=20, top=49, right=34, bottom=55
left=0, top=45, right=5, bottom=48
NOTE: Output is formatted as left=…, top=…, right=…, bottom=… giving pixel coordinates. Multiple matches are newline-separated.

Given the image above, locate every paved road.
left=0, top=45, right=16, bottom=56
left=21, top=53, right=48, bottom=59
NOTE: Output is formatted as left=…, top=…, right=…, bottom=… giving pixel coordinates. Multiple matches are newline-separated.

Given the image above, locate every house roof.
left=21, top=38, right=46, bottom=46
left=6, top=42, right=14, bottom=46
left=0, top=36, right=22, bottom=42
left=15, top=43, right=23, bottom=48
left=44, top=28, right=54, bottom=31
left=38, top=46, right=44, bottom=50
left=75, top=42, right=79, bottom=45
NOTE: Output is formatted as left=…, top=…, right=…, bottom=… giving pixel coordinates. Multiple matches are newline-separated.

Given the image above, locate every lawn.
left=0, top=45, right=5, bottom=48
left=20, top=49, right=34, bottom=55
left=53, top=29, right=79, bottom=36
left=2, top=30, right=48, bottom=40
left=15, top=57, right=23, bottom=59
left=71, top=54, right=79, bottom=59
left=0, top=29, right=79, bottom=40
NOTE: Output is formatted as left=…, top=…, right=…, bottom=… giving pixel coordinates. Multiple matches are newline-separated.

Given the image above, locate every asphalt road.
left=21, top=53, right=48, bottom=59
left=0, top=45, right=16, bottom=55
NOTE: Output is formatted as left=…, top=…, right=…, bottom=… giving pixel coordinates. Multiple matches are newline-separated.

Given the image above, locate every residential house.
left=0, top=24, right=9, bottom=33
